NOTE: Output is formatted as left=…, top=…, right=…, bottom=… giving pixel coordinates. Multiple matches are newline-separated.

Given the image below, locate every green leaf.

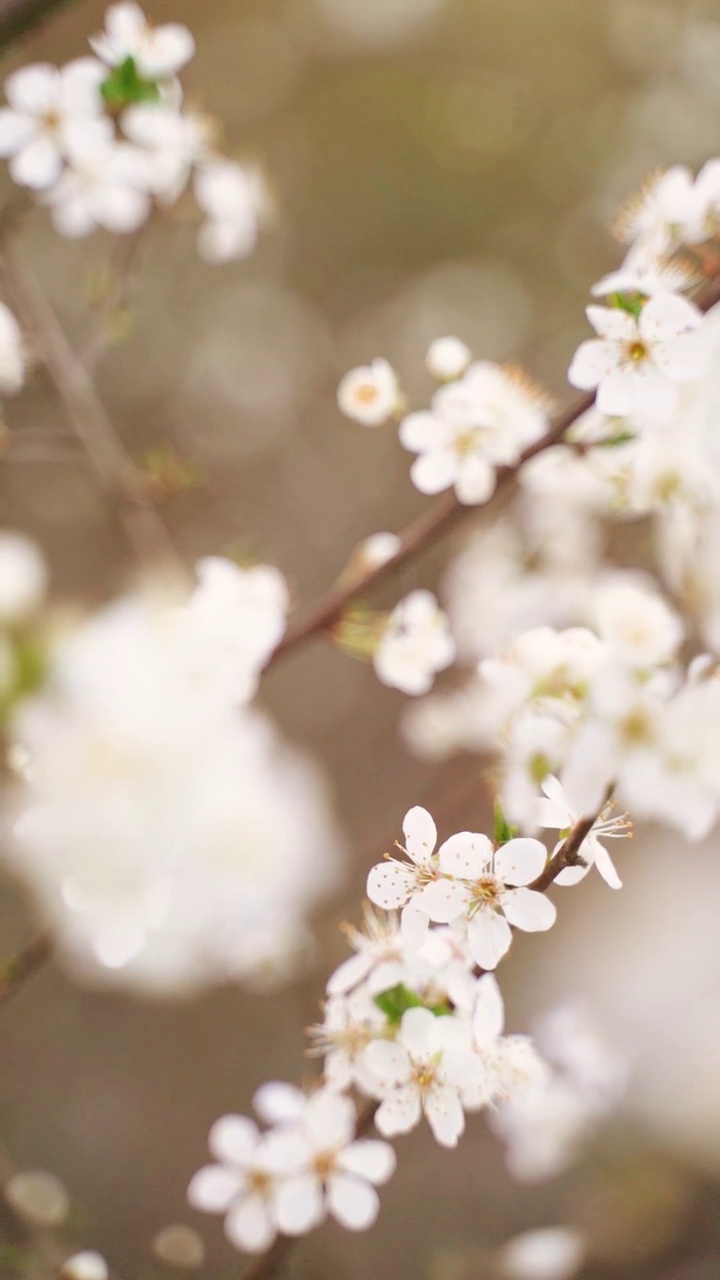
left=374, top=983, right=424, bottom=1024
left=609, top=291, right=645, bottom=318
left=593, top=430, right=637, bottom=448
left=101, top=56, right=161, bottom=108
left=493, top=797, right=517, bottom=846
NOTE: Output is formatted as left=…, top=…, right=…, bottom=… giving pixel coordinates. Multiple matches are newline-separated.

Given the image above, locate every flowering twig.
left=0, top=931, right=51, bottom=1007
left=0, top=239, right=184, bottom=578
left=530, top=793, right=613, bottom=893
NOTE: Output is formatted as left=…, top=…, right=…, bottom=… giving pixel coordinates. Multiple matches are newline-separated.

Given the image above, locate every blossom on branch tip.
left=194, top=160, right=263, bottom=265
left=337, top=358, right=400, bottom=427
left=0, top=60, right=107, bottom=190
left=426, top=335, right=472, bottom=381
left=535, top=776, right=629, bottom=889
left=90, top=4, right=195, bottom=80
left=373, top=590, right=455, bottom=696
left=568, top=293, right=709, bottom=424
left=400, top=361, right=549, bottom=505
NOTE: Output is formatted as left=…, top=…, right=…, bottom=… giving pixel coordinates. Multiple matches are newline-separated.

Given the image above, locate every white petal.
left=455, top=454, right=496, bottom=505
left=252, top=1082, right=305, bottom=1127
left=437, top=831, right=492, bottom=878
left=553, top=862, right=591, bottom=887
left=209, top=1115, right=259, bottom=1165
left=595, top=368, right=634, bottom=417
left=225, top=1194, right=277, bottom=1254
left=473, top=973, right=505, bottom=1046
left=363, top=1040, right=411, bottom=1086
left=399, top=410, right=452, bottom=453
left=494, top=837, right=547, bottom=886
left=593, top=841, right=622, bottom=889
left=0, top=110, right=34, bottom=156
left=5, top=64, right=58, bottom=115
left=337, top=1140, right=396, bottom=1186
left=410, top=449, right=458, bottom=495
left=467, top=909, right=512, bottom=970
left=400, top=902, right=430, bottom=948
left=274, top=1175, right=325, bottom=1236
left=424, top=1083, right=465, bottom=1148
left=367, top=861, right=413, bottom=911
left=374, top=1085, right=421, bottom=1137
left=502, top=887, right=557, bottom=932
left=398, top=1005, right=436, bottom=1056
left=326, top=952, right=372, bottom=996
left=417, top=877, right=469, bottom=924
left=327, top=1173, right=379, bottom=1231
left=10, top=135, right=62, bottom=189
left=639, top=291, right=700, bottom=342
left=304, top=1090, right=355, bottom=1148
left=402, top=805, right=437, bottom=864
left=187, top=1165, right=244, bottom=1213
left=567, top=340, right=612, bottom=391
left=586, top=305, right=636, bottom=340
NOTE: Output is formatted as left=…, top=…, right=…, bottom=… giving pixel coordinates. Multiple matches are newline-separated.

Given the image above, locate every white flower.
left=366, top=805, right=440, bottom=946
left=7, top=594, right=340, bottom=993
left=426, top=335, right=472, bottom=381
left=498, top=1227, right=586, bottom=1280
left=44, top=131, right=151, bottom=237
left=363, top=1006, right=487, bottom=1147
left=326, top=904, right=415, bottom=996
left=373, top=589, right=455, bottom=696
left=591, top=235, right=696, bottom=299
left=182, top=556, right=289, bottom=704
left=568, top=294, right=709, bottom=424
left=0, top=533, right=46, bottom=622
left=399, top=362, right=549, bottom=505
left=90, top=4, right=195, bottom=79
left=122, top=103, right=213, bottom=204
left=593, top=579, right=683, bottom=668
left=613, top=164, right=715, bottom=252
left=0, top=59, right=107, bottom=190
left=535, top=776, right=628, bottom=889
left=187, top=1114, right=288, bottom=1253
left=60, top=1253, right=109, bottom=1280
left=269, top=1090, right=396, bottom=1234
left=0, top=302, right=25, bottom=395
left=418, top=833, right=556, bottom=970
left=337, top=358, right=399, bottom=427
left=194, top=160, right=260, bottom=264
left=307, top=990, right=387, bottom=1091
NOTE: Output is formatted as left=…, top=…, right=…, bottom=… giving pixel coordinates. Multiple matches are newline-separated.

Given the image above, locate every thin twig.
left=530, top=790, right=613, bottom=892
left=0, top=240, right=185, bottom=579
left=0, top=931, right=51, bottom=1007
left=79, top=226, right=149, bottom=374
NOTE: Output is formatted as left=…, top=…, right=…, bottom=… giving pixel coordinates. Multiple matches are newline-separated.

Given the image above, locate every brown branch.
left=0, top=240, right=185, bottom=580
left=0, top=0, right=77, bottom=51
left=0, top=931, right=51, bottom=1007
left=530, top=790, right=613, bottom=892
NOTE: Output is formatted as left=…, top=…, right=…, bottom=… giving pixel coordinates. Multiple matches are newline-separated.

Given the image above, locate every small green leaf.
left=374, top=983, right=424, bottom=1024
left=493, top=797, right=517, bottom=846
left=101, top=56, right=160, bottom=108
left=593, top=430, right=637, bottom=448
left=609, top=291, right=645, bottom=318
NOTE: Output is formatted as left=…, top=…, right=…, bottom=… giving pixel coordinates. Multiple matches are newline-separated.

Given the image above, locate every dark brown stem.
left=0, top=931, right=51, bottom=1007
left=0, top=0, right=76, bottom=51
left=530, top=790, right=613, bottom=892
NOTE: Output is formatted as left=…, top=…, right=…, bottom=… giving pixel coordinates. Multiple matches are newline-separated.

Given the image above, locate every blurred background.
left=2, top=0, right=720, bottom=1276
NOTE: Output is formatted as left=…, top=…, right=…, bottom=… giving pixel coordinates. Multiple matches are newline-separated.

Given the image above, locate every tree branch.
left=0, top=931, right=51, bottom=1007
left=0, top=0, right=77, bottom=53
left=0, top=240, right=185, bottom=579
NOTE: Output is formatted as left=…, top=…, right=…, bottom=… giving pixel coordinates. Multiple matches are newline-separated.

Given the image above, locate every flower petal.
left=424, top=1083, right=465, bottom=1147
left=402, top=805, right=437, bottom=864
left=455, top=454, right=496, bottom=505
left=363, top=1040, right=410, bottom=1087
left=473, top=973, right=505, bottom=1046
left=399, top=410, right=452, bottom=453
left=209, top=1115, right=259, bottom=1165
left=593, top=841, right=623, bottom=889
left=416, top=877, right=469, bottom=924
left=274, top=1174, right=325, bottom=1236
left=337, top=1140, right=396, bottom=1186
left=187, top=1165, right=244, bottom=1213
left=252, top=1082, right=305, bottom=1127
left=410, top=450, right=458, bottom=495
left=494, top=837, right=547, bottom=886
left=501, top=887, right=557, bottom=932
left=225, top=1193, right=277, bottom=1253
left=399, top=1005, right=437, bottom=1056
left=366, top=861, right=413, bottom=911
left=437, top=831, right=492, bottom=878
left=327, top=1173, right=379, bottom=1231
left=374, top=1085, right=421, bottom=1137
left=400, top=902, right=430, bottom=948
left=467, top=909, right=512, bottom=970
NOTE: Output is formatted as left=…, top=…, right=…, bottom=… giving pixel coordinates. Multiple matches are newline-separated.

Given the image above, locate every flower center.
left=470, top=874, right=501, bottom=908
left=355, top=382, right=379, bottom=405
left=41, top=109, right=61, bottom=133
left=313, top=1150, right=337, bottom=1180
left=454, top=427, right=481, bottom=456
left=248, top=1169, right=272, bottom=1196
left=412, top=1062, right=438, bottom=1092
left=625, top=340, right=648, bottom=365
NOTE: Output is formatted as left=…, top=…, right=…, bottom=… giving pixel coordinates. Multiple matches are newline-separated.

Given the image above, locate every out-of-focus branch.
left=0, top=240, right=185, bottom=579
left=0, top=930, right=50, bottom=1006
left=0, top=0, right=77, bottom=53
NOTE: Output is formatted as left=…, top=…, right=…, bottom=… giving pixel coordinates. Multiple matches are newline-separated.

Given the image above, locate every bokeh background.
left=2, top=0, right=720, bottom=1275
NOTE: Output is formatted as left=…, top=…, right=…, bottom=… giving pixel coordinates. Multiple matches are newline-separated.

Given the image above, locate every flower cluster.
left=4, top=557, right=341, bottom=992
left=339, top=343, right=552, bottom=507
left=188, top=1087, right=396, bottom=1252
left=0, top=3, right=264, bottom=260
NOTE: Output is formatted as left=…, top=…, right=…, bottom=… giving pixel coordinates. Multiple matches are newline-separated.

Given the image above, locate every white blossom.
left=613, top=163, right=719, bottom=253
left=43, top=131, right=151, bottom=237
left=0, top=59, right=107, bottom=189
left=0, top=302, right=26, bottom=396
left=498, top=1227, right=586, bottom=1280
left=426, top=335, right=472, bottom=381
left=400, top=362, right=549, bottom=505
left=337, top=358, right=399, bottom=427
left=90, top=3, right=195, bottom=80
left=194, top=160, right=261, bottom=264
left=60, top=1253, right=110, bottom=1280
left=182, top=556, right=289, bottom=704
left=122, top=103, right=214, bottom=204
left=187, top=1114, right=288, bottom=1253
left=366, top=805, right=440, bottom=946
left=0, top=532, right=46, bottom=622
left=593, top=578, right=683, bottom=669
left=568, top=294, right=709, bottom=424
left=307, top=990, right=387, bottom=1091
left=373, top=589, right=455, bottom=696
left=535, top=775, right=628, bottom=889
left=363, top=1006, right=488, bottom=1147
